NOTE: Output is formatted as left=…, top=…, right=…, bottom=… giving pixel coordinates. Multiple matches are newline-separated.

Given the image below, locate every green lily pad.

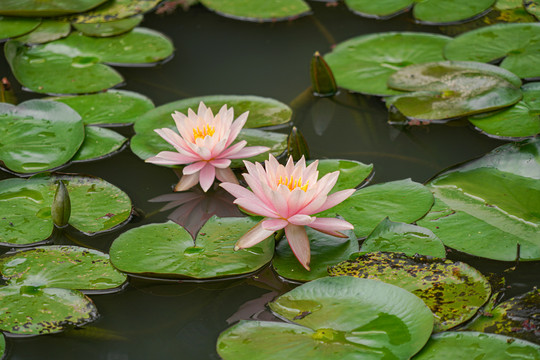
left=5, top=28, right=174, bottom=95
left=0, top=245, right=127, bottom=292
left=109, top=216, right=274, bottom=279
left=318, top=179, right=434, bottom=238
left=329, top=252, right=491, bottom=331
left=0, top=0, right=108, bottom=17
left=268, top=277, right=434, bottom=359
left=0, top=16, right=40, bottom=40
left=324, top=32, right=451, bottom=96
left=49, top=90, right=155, bottom=126
left=417, top=138, right=540, bottom=261
left=199, top=0, right=311, bottom=22
left=525, top=0, right=540, bottom=19
left=345, top=0, right=495, bottom=24
left=0, top=174, right=132, bottom=246
left=469, top=82, right=540, bottom=139
left=360, top=218, right=446, bottom=258
left=14, top=20, right=71, bottom=44
left=0, top=99, right=85, bottom=174
left=273, top=227, right=358, bottom=282
left=310, top=159, right=373, bottom=193
left=72, top=15, right=143, bottom=37
left=386, top=61, right=522, bottom=121
left=0, top=334, right=4, bottom=359
left=0, top=285, right=98, bottom=335
left=72, top=127, right=127, bottom=162
left=466, top=289, right=539, bottom=344
left=413, top=332, right=540, bottom=359
left=443, top=23, right=540, bottom=79
left=66, top=0, right=161, bottom=24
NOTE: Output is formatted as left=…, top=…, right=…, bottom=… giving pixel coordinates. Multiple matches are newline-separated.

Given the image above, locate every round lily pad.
left=71, top=127, right=127, bottom=162
left=318, top=179, right=434, bottom=238
left=5, top=28, right=174, bottom=95
left=199, top=0, right=311, bottom=22
left=324, top=32, right=451, bottom=96
left=469, top=82, right=540, bottom=139
left=310, top=159, right=373, bottom=193
left=329, top=252, right=491, bottom=331
left=386, top=61, right=522, bottom=121
left=66, top=0, right=161, bottom=24
left=49, top=90, right=155, bottom=126
left=0, top=16, right=40, bottom=41
left=417, top=138, right=540, bottom=261
left=14, top=20, right=71, bottom=45
left=413, top=332, right=540, bottom=359
left=72, top=15, right=143, bottom=37
left=0, top=0, right=108, bottom=17
left=109, top=217, right=275, bottom=279
left=360, top=217, right=446, bottom=258
left=0, top=285, right=98, bottom=336
left=0, top=245, right=127, bottom=292
left=273, top=227, right=358, bottom=282
left=269, top=277, right=434, bottom=359
left=0, top=99, right=85, bottom=174
left=443, top=23, right=540, bottom=79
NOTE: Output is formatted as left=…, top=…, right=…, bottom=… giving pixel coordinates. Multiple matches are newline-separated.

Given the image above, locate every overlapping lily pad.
left=218, top=277, right=433, bottom=359
left=73, top=15, right=143, bottom=37
left=360, top=218, right=446, bottom=258
left=311, top=159, right=373, bottom=193
left=444, top=23, right=540, bottom=79
left=323, top=32, right=451, bottom=96
left=345, top=0, right=495, bottom=24
left=199, top=0, right=311, bottom=22
left=0, top=99, right=85, bottom=174
left=0, top=174, right=132, bottom=246
left=13, top=20, right=71, bottom=45
left=525, top=0, right=540, bottom=19
left=466, top=289, right=539, bottom=344
left=0, top=0, right=108, bottom=17
left=329, top=252, right=491, bottom=331
left=413, top=332, right=540, bottom=359
left=417, top=138, right=540, bottom=261
left=386, top=61, right=522, bottom=121
left=66, top=0, right=161, bottom=24
left=318, top=179, right=434, bottom=238
left=72, top=127, right=127, bottom=162
left=0, top=16, right=40, bottom=41
left=109, top=216, right=274, bottom=279
left=5, top=28, right=174, bottom=94
left=469, top=82, right=540, bottom=139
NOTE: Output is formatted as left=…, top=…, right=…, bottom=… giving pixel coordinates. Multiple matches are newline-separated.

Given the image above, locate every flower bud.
left=310, top=51, right=338, bottom=97
left=287, top=126, right=310, bottom=161
left=51, top=180, right=71, bottom=228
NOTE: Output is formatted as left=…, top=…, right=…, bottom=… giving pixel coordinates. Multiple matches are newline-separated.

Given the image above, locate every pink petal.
left=219, top=141, right=247, bottom=159
left=271, top=188, right=289, bottom=218
left=226, top=146, right=270, bottom=160
left=174, top=173, right=199, bottom=192
left=199, top=163, right=216, bottom=192
left=234, top=198, right=279, bottom=218
left=225, top=111, right=249, bottom=148
left=285, top=224, right=311, bottom=271
left=215, top=167, right=238, bottom=184
left=235, top=221, right=275, bottom=250
left=210, top=158, right=231, bottom=168
left=183, top=161, right=207, bottom=175
left=262, top=218, right=288, bottom=231
left=312, top=189, right=356, bottom=213
left=146, top=151, right=194, bottom=165
left=220, top=182, right=255, bottom=200
left=287, top=214, right=315, bottom=226
left=309, top=217, right=354, bottom=236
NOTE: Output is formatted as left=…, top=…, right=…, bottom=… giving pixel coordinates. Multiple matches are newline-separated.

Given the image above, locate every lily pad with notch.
left=328, top=252, right=491, bottom=331
left=199, top=0, right=311, bottom=22
left=324, top=32, right=451, bottom=96
left=13, top=20, right=70, bottom=45
left=71, top=126, right=127, bottom=163
left=0, top=16, right=41, bottom=41
left=109, top=216, right=274, bottom=280
left=0, top=0, right=108, bottom=17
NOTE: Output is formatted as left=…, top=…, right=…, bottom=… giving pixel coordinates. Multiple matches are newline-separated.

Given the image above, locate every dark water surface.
left=1, top=2, right=538, bottom=359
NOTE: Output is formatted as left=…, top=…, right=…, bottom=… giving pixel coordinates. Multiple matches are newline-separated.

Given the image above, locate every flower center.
left=193, top=124, right=215, bottom=142
left=277, top=175, right=309, bottom=192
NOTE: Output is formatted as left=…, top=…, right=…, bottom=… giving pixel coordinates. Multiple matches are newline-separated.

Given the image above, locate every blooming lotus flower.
left=220, top=155, right=355, bottom=270
left=146, top=102, right=270, bottom=192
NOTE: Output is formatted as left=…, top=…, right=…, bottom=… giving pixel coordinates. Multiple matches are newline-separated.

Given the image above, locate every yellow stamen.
left=277, top=175, right=309, bottom=192
left=193, top=124, right=215, bottom=141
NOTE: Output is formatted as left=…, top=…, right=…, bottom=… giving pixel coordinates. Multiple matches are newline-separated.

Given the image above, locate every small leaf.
left=51, top=180, right=71, bottom=228
left=310, top=51, right=338, bottom=97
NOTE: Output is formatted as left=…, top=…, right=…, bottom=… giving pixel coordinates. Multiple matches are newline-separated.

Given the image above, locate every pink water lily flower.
left=146, top=102, right=270, bottom=192
left=220, top=155, right=355, bottom=271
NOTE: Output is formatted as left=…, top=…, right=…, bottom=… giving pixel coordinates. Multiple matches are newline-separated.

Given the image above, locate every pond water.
left=1, top=2, right=538, bottom=359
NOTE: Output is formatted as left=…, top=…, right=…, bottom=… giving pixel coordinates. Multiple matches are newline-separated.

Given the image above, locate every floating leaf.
left=5, top=28, right=174, bottom=95
left=0, top=285, right=98, bottom=335
left=0, top=245, right=127, bottom=292
left=324, top=32, right=450, bottom=96
left=417, top=139, right=540, bottom=261
left=109, top=217, right=274, bottom=279
left=318, top=179, right=434, bottom=238
left=413, top=332, right=540, bottom=359
left=0, top=0, right=108, bottom=17
left=329, top=252, right=491, bottom=331
left=49, top=90, right=155, bottom=126
left=525, top=0, right=540, bottom=19
left=199, top=0, right=311, bottom=22
left=0, top=334, right=4, bottom=359
left=273, top=227, right=358, bottom=282
left=72, top=15, right=143, bottom=37
left=0, top=99, right=85, bottom=174
left=360, top=218, right=446, bottom=258
left=14, top=20, right=71, bottom=44
left=443, top=23, right=540, bottom=79
left=66, top=0, right=161, bottom=24
left=466, top=289, right=540, bottom=344
left=0, top=16, right=40, bottom=40
left=469, top=82, right=540, bottom=139
left=312, top=159, right=373, bottom=193
left=72, top=126, right=127, bottom=162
